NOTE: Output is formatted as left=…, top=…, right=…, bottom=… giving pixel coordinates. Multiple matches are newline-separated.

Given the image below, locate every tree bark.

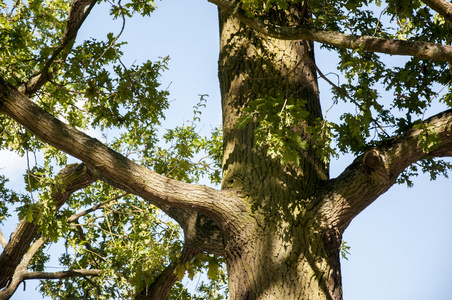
left=218, top=8, right=342, bottom=300
left=319, top=109, right=452, bottom=233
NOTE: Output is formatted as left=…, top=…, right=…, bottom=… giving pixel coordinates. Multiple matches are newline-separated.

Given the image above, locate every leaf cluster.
left=238, top=94, right=335, bottom=166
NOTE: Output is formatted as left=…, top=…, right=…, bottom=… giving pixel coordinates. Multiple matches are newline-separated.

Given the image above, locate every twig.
left=93, top=1, right=126, bottom=65
left=67, top=192, right=128, bottom=222
left=306, top=55, right=390, bottom=137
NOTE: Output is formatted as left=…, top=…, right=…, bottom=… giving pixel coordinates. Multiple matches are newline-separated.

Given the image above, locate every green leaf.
left=174, top=264, right=186, bottom=281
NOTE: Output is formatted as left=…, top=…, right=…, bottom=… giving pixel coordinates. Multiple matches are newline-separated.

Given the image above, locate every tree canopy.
left=0, top=0, right=451, bottom=299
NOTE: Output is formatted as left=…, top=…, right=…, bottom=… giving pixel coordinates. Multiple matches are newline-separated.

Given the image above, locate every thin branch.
left=93, top=0, right=126, bottom=65
left=210, top=0, right=452, bottom=62
left=306, top=54, right=390, bottom=137
left=72, top=219, right=106, bottom=267
left=67, top=192, right=128, bottom=223
left=373, top=6, right=388, bottom=37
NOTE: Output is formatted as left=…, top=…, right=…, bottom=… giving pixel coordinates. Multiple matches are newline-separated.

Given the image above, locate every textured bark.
left=0, top=163, right=96, bottom=290
left=210, top=0, right=452, bottom=62
left=225, top=226, right=342, bottom=300
left=218, top=8, right=342, bottom=300
left=219, top=8, right=327, bottom=196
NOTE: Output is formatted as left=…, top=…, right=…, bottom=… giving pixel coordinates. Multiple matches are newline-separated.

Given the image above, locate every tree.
left=0, top=0, right=452, bottom=299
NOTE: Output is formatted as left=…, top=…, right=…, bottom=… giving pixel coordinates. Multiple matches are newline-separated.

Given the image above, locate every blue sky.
left=2, top=0, right=452, bottom=299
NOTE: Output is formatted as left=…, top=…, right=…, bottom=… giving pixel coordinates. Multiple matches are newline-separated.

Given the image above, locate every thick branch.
left=210, top=0, right=452, bottom=62
left=0, top=78, right=244, bottom=232
left=0, top=163, right=96, bottom=289
left=422, top=0, right=452, bottom=22
left=319, top=109, right=452, bottom=232
left=0, top=266, right=101, bottom=300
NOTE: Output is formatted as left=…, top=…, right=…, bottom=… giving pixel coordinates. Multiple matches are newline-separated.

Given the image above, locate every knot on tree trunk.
left=362, top=149, right=383, bottom=173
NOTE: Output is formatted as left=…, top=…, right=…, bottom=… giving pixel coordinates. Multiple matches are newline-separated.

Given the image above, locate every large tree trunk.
left=218, top=8, right=342, bottom=300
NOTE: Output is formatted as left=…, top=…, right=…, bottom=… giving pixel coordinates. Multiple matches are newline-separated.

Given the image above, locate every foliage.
left=238, top=94, right=335, bottom=166
left=35, top=184, right=184, bottom=299
left=0, top=175, right=23, bottom=224
left=340, top=241, right=351, bottom=260
left=1, top=0, right=452, bottom=298
left=145, top=95, right=223, bottom=185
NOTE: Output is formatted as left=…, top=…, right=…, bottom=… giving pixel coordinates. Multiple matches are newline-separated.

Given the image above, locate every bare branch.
left=67, top=192, right=128, bottom=223
left=305, top=54, right=390, bottom=137
left=422, top=0, right=452, bottom=22
left=210, top=0, right=452, bottom=62
left=0, top=268, right=101, bottom=300
left=318, top=109, right=452, bottom=232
